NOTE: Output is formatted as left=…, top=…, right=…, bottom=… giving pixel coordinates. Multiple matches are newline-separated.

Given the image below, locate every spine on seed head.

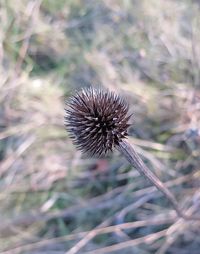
left=65, top=88, right=131, bottom=156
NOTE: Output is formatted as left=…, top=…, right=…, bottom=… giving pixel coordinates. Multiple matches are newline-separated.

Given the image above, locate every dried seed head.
left=65, top=88, right=131, bottom=156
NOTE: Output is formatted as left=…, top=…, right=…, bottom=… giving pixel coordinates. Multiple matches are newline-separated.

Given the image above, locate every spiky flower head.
left=65, top=88, right=131, bottom=156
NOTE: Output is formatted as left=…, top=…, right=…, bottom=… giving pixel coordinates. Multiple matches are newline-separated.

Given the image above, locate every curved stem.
left=117, top=140, right=199, bottom=220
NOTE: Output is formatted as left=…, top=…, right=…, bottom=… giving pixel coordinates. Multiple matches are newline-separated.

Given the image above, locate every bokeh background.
left=1, top=0, right=200, bottom=253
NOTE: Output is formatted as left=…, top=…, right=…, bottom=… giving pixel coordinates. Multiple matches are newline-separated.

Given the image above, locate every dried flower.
left=65, top=87, right=199, bottom=221
left=65, top=88, right=131, bottom=155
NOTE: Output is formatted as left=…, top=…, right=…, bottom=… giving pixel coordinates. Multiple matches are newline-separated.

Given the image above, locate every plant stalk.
left=117, top=139, right=198, bottom=220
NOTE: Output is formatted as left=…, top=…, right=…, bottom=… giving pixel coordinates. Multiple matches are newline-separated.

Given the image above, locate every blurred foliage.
left=0, top=0, right=200, bottom=253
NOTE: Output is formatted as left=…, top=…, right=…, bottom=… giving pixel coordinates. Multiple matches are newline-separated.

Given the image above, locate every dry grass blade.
left=1, top=216, right=176, bottom=254
left=84, top=229, right=168, bottom=254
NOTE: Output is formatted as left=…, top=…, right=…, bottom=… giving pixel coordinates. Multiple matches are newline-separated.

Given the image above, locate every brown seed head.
left=65, top=88, right=131, bottom=156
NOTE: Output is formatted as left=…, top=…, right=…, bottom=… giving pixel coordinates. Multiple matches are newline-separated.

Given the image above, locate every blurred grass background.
left=0, top=0, right=200, bottom=253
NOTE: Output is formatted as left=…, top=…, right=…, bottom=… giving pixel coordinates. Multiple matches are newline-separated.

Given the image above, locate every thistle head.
left=65, top=88, right=131, bottom=156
